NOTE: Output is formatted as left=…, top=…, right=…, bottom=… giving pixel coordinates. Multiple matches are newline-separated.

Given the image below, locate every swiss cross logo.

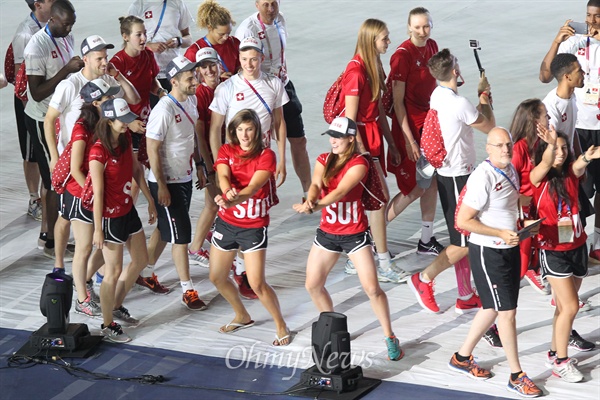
left=51, top=51, right=58, bottom=59
left=578, top=48, right=586, bottom=56
left=258, top=31, right=266, bottom=40
left=494, top=183, right=503, bottom=191
left=561, top=113, right=567, bottom=122
left=175, top=114, right=182, bottom=123
left=236, top=93, right=244, bottom=101
left=144, top=11, right=153, bottom=19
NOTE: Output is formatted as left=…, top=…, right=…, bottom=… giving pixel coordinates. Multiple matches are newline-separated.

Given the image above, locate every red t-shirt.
left=87, top=133, right=134, bottom=218
left=184, top=36, right=241, bottom=75
left=214, top=144, right=276, bottom=228
left=318, top=153, right=369, bottom=235
left=110, top=48, right=159, bottom=122
left=195, top=82, right=226, bottom=150
left=341, top=54, right=382, bottom=156
left=531, top=165, right=586, bottom=251
left=389, top=38, right=438, bottom=134
left=511, top=139, right=534, bottom=197
left=66, top=119, right=95, bottom=198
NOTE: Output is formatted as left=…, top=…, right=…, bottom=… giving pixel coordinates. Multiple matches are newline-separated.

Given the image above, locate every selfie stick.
left=469, top=39, right=492, bottom=109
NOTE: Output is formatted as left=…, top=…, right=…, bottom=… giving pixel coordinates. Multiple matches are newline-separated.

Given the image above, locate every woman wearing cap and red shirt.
left=341, top=19, right=404, bottom=280
left=184, top=0, right=239, bottom=79
left=294, top=116, right=402, bottom=361
left=89, top=98, right=156, bottom=344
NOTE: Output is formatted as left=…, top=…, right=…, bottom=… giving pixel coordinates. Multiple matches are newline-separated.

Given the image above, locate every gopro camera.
left=469, top=40, right=481, bottom=50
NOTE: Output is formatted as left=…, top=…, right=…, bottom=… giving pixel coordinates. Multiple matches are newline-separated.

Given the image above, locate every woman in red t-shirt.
left=89, top=98, right=157, bottom=344
left=509, top=98, right=551, bottom=289
left=184, top=0, right=240, bottom=80
left=530, top=130, right=600, bottom=381
left=294, top=117, right=402, bottom=361
left=209, top=109, right=291, bottom=346
left=341, top=19, right=405, bottom=280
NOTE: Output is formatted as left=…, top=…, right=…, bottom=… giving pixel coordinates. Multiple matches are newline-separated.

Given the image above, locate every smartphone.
left=568, top=21, right=588, bottom=35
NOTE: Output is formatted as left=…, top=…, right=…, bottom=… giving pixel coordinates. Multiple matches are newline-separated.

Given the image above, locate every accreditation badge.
left=557, top=216, right=574, bottom=243
left=582, top=82, right=600, bottom=105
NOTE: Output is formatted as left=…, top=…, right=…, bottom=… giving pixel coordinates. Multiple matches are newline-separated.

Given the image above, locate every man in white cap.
left=145, top=55, right=208, bottom=310
left=43, top=34, right=140, bottom=277
left=8, top=0, right=55, bottom=223
left=23, top=0, right=82, bottom=263
left=235, top=0, right=311, bottom=199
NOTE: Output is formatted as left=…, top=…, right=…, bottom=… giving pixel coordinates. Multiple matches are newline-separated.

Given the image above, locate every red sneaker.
left=455, top=294, right=482, bottom=315
left=524, top=269, right=549, bottom=295
left=182, top=289, right=207, bottom=310
left=135, top=273, right=170, bottom=294
left=408, top=273, right=439, bottom=313
left=232, top=269, right=258, bottom=300
left=589, top=247, right=600, bottom=264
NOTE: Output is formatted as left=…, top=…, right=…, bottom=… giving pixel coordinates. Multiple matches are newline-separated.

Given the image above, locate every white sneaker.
left=112, top=305, right=139, bottom=326
left=552, top=358, right=584, bottom=383
left=344, top=258, right=357, bottom=275
left=188, top=248, right=209, bottom=268
left=377, top=259, right=409, bottom=284
left=386, top=258, right=411, bottom=282
left=28, top=198, right=42, bottom=221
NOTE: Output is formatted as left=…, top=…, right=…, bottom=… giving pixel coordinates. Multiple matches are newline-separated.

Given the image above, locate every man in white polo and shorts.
left=146, top=55, right=207, bottom=309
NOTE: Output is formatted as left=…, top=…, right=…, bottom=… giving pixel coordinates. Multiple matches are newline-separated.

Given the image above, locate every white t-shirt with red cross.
left=429, top=85, right=479, bottom=177
left=317, top=153, right=369, bottom=236
left=543, top=88, right=577, bottom=150
left=146, top=94, right=198, bottom=183
left=210, top=72, right=288, bottom=147
left=214, top=144, right=276, bottom=229
left=12, top=13, right=44, bottom=65
left=462, top=160, right=520, bottom=249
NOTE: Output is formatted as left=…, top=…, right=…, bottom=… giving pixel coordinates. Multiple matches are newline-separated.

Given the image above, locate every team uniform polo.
left=532, top=166, right=588, bottom=278
left=317, top=153, right=369, bottom=235
left=214, top=144, right=277, bottom=229
left=543, top=88, right=577, bottom=150
left=511, top=139, right=534, bottom=198
left=110, top=48, right=159, bottom=123
left=235, top=12, right=305, bottom=137
left=463, top=160, right=521, bottom=311
left=128, top=0, right=192, bottom=79
left=209, top=72, right=288, bottom=147
left=196, top=82, right=217, bottom=149
left=184, top=37, right=241, bottom=75
left=387, top=38, right=438, bottom=194
left=146, top=94, right=197, bottom=244
left=429, top=86, right=479, bottom=178
left=341, top=54, right=383, bottom=160
left=49, top=72, right=122, bottom=153
left=11, top=13, right=43, bottom=162
left=23, top=27, right=75, bottom=189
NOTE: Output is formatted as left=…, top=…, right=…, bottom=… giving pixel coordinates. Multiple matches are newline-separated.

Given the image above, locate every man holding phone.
left=539, top=0, right=600, bottom=263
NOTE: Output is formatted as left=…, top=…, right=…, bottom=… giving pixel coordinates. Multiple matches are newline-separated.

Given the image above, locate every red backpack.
left=360, top=154, right=388, bottom=210
left=323, top=60, right=360, bottom=124
left=381, top=75, right=394, bottom=118
left=4, top=44, right=15, bottom=85
left=454, top=184, right=470, bottom=237
left=420, top=108, right=446, bottom=169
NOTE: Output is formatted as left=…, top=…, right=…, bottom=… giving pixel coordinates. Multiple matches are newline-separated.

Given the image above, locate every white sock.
left=594, top=228, right=600, bottom=248
left=377, top=252, right=391, bottom=261
left=421, top=221, right=434, bottom=243
left=181, top=280, right=194, bottom=293
left=141, top=264, right=154, bottom=278
left=235, top=256, right=246, bottom=275
left=419, top=272, right=431, bottom=283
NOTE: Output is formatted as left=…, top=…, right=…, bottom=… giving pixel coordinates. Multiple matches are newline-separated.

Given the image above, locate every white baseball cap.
left=166, top=55, right=200, bottom=79
left=322, top=117, right=358, bottom=138
left=101, top=98, right=138, bottom=123
left=80, top=79, right=120, bottom=103
left=81, top=35, right=114, bottom=56
left=239, top=36, right=263, bottom=53
left=196, top=48, right=219, bottom=64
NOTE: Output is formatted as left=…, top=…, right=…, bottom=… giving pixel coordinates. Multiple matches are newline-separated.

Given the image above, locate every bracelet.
left=411, top=140, right=417, bottom=145
left=176, top=37, right=182, bottom=47
left=224, top=188, right=233, bottom=196
left=582, top=154, right=591, bottom=163
left=479, top=91, right=489, bottom=97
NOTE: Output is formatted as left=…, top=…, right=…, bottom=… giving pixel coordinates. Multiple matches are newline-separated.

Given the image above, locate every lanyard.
left=167, top=94, right=195, bottom=125
left=256, top=14, right=285, bottom=67
left=201, top=36, right=229, bottom=73
left=44, top=25, right=68, bottom=64
left=557, top=197, right=572, bottom=218
left=584, top=37, right=600, bottom=80
left=485, top=160, right=518, bottom=192
left=30, top=12, right=42, bottom=29
left=150, top=0, right=168, bottom=42
left=242, top=76, right=271, bottom=114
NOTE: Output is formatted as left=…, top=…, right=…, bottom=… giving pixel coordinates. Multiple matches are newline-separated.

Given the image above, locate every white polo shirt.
left=12, top=13, right=44, bottom=65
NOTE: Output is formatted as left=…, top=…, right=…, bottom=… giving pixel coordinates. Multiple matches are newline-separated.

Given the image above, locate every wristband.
left=176, top=37, right=182, bottom=47
left=582, top=154, right=591, bottom=163
left=195, top=161, right=204, bottom=167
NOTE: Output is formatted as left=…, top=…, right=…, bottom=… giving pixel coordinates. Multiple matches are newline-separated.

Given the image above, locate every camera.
left=469, top=39, right=480, bottom=50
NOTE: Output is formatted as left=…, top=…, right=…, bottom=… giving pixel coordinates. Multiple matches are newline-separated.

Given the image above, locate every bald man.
left=448, top=127, right=542, bottom=398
